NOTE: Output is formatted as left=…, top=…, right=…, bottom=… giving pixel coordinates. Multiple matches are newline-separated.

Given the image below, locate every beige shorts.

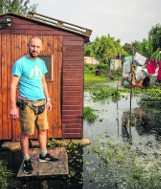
left=19, top=100, right=49, bottom=135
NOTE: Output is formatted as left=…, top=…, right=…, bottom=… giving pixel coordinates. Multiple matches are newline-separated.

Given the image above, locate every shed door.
left=0, top=34, right=62, bottom=141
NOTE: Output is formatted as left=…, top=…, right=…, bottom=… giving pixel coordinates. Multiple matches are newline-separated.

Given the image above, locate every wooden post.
left=129, top=47, right=135, bottom=138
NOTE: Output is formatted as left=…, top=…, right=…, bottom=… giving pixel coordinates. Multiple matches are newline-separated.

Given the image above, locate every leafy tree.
left=136, top=24, right=161, bottom=60
left=148, top=23, right=161, bottom=52
left=85, top=24, right=161, bottom=62
left=84, top=34, right=127, bottom=64
left=122, top=43, right=133, bottom=55
left=0, top=0, right=37, bottom=16
left=84, top=42, right=92, bottom=56
left=138, top=38, right=151, bottom=58
left=123, top=41, right=141, bottom=56
left=147, top=23, right=161, bottom=60
left=131, top=40, right=141, bottom=53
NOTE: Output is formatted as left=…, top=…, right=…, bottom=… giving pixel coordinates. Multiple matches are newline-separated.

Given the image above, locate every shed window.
left=39, top=55, right=54, bottom=80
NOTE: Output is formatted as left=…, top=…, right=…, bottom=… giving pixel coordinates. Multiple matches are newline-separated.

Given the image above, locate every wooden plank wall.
left=45, top=35, right=63, bottom=139
left=0, top=33, right=63, bottom=140
left=0, top=14, right=85, bottom=140
left=0, top=34, right=12, bottom=140
left=62, top=36, right=84, bottom=138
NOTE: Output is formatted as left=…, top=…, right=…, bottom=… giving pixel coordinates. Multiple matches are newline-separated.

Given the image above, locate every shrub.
left=84, top=64, right=97, bottom=73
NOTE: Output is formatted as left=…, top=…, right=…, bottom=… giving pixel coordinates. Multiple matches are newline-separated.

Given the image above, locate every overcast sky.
left=31, top=0, right=161, bottom=45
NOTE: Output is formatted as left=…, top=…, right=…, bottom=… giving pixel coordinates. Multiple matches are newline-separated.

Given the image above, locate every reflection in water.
left=84, top=91, right=161, bottom=146
left=121, top=97, right=161, bottom=141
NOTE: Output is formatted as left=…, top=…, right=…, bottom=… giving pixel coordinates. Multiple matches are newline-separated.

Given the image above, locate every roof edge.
left=27, top=12, right=92, bottom=38
left=0, top=12, right=92, bottom=42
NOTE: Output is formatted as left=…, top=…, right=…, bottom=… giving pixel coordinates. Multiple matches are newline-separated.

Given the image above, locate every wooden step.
left=17, top=147, right=68, bottom=178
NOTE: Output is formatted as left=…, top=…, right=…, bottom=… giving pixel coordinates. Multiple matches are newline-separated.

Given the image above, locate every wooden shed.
left=0, top=12, right=92, bottom=141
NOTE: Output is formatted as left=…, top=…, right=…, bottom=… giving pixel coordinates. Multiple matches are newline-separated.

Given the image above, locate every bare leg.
left=38, top=130, right=47, bottom=150
left=20, top=133, right=29, bottom=156
left=21, top=133, right=33, bottom=174
left=38, top=130, right=59, bottom=162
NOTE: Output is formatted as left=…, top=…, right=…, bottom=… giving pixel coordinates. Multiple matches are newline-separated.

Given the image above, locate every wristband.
left=46, top=98, right=51, bottom=101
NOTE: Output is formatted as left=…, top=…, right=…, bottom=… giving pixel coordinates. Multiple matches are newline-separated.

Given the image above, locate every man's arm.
left=10, top=75, right=19, bottom=119
left=42, top=75, right=52, bottom=111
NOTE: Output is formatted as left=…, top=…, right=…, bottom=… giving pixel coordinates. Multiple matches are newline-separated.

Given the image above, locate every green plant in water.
left=84, top=135, right=161, bottom=189
left=66, top=142, right=84, bottom=186
left=83, top=106, right=97, bottom=123
left=91, top=87, right=121, bottom=101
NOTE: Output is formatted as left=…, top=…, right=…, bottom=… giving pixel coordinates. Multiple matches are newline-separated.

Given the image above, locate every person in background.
left=10, top=36, right=59, bottom=174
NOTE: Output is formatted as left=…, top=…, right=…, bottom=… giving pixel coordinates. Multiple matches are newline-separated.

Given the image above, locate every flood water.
left=1, top=89, right=161, bottom=188
left=84, top=91, right=160, bottom=146
left=83, top=90, right=161, bottom=188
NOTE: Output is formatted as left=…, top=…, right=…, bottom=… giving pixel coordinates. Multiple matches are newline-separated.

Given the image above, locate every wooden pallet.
left=17, top=147, right=68, bottom=178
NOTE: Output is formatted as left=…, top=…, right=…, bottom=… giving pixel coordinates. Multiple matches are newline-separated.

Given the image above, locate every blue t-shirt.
left=12, top=56, right=48, bottom=100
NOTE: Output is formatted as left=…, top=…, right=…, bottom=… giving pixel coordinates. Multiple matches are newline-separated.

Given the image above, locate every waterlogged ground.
left=84, top=91, right=160, bottom=146
left=83, top=90, right=161, bottom=189
left=1, top=88, right=161, bottom=188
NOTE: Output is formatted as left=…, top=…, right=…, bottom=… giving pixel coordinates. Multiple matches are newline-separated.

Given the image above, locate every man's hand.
left=10, top=107, right=19, bottom=120
left=46, top=101, right=52, bottom=111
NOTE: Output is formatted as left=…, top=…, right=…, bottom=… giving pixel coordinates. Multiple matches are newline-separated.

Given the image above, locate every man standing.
left=10, top=36, right=58, bottom=174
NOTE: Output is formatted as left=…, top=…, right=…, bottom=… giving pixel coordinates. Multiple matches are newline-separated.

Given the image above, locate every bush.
left=84, top=64, right=97, bottom=73
left=96, top=62, right=109, bottom=72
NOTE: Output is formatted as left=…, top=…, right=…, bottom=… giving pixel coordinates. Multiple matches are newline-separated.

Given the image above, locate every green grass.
left=84, top=72, right=109, bottom=89
left=84, top=69, right=123, bottom=90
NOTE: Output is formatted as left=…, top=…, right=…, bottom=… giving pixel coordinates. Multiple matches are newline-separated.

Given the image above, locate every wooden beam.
left=27, top=11, right=92, bottom=37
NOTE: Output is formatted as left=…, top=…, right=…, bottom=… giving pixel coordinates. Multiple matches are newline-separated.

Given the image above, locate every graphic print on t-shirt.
left=29, top=65, right=42, bottom=79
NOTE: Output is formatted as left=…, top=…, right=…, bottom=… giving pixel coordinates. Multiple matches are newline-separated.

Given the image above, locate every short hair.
left=28, top=36, right=42, bottom=45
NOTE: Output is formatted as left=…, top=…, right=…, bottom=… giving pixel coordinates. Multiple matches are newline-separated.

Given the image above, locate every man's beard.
left=29, top=50, right=38, bottom=58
